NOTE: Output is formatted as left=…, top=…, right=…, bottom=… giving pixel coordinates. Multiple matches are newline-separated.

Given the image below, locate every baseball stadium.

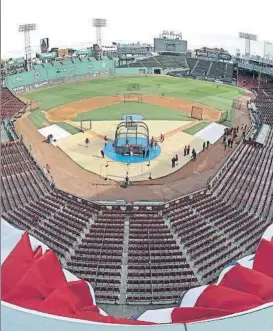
left=1, top=20, right=273, bottom=331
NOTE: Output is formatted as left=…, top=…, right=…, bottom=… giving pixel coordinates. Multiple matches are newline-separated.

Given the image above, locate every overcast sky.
left=1, top=0, right=273, bottom=58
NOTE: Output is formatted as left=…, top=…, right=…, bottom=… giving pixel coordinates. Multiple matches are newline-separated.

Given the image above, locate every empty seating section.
left=1, top=88, right=25, bottom=120
left=255, top=89, right=273, bottom=125
left=2, top=83, right=272, bottom=306
left=236, top=74, right=273, bottom=90
left=155, top=55, right=181, bottom=68
left=191, top=59, right=211, bottom=77
left=140, top=57, right=161, bottom=67
left=120, top=56, right=232, bottom=81
left=128, top=62, right=145, bottom=67
left=67, top=212, right=125, bottom=303
left=170, top=55, right=188, bottom=69
left=127, top=212, right=198, bottom=304
left=207, top=61, right=226, bottom=80
left=213, top=127, right=273, bottom=220
left=186, top=58, right=198, bottom=71
left=1, top=141, right=49, bottom=212
left=33, top=192, right=96, bottom=258
left=165, top=194, right=270, bottom=282
left=225, top=63, right=234, bottom=82
left=4, top=189, right=97, bottom=258
left=124, top=55, right=190, bottom=69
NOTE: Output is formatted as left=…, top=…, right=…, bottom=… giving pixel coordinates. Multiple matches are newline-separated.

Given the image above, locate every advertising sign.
left=8, top=57, right=25, bottom=67
left=154, top=38, right=187, bottom=54
left=39, top=52, right=57, bottom=60
left=218, top=53, right=232, bottom=61
left=40, top=38, right=49, bottom=53
left=75, top=49, right=92, bottom=56
left=196, top=50, right=208, bottom=57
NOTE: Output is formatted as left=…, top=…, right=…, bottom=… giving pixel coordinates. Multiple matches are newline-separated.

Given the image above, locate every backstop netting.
left=191, top=106, right=203, bottom=120
left=220, top=111, right=229, bottom=124
left=124, top=93, right=143, bottom=103
left=222, top=99, right=247, bottom=125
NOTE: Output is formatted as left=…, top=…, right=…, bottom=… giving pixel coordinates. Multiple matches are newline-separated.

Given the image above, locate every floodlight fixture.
left=92, top=18, right=107, bottom=46
left=239, top=32, right=257, bottom=57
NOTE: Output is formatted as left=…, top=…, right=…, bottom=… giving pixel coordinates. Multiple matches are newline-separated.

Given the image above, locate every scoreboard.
left=154, top=38, right=187, bottom=54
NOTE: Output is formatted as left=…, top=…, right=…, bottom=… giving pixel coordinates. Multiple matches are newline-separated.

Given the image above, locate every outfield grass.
left=28, top=109, right=48, bottom=129
left=74, top=102, right=192, bottom=122
left=184, top=122, right=211, bottom=135
left=25, top=76, right=243, bottom=131
left=28, top=109, right=81, bottom=134
left=24, top=76, right=243, bottom=113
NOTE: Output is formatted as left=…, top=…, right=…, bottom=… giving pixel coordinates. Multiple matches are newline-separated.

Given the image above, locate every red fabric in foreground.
left=2, top=232, right=273, bottom=325
left=219, top=265, right=273, bottom=302
left=33, top=246, right=43, bottom=259
left=195, top=285, right=263, bottom=313
left=1, top=233, right=154, bottom=325
left=171, top=307, right=230, bottom=323
left=4, top=250, right=67, bottom=304
left=38, top=281, right=97, bottom=316
left=2, top=233, right=36, bottom=297
left=253, top=239, right=273, bottom=278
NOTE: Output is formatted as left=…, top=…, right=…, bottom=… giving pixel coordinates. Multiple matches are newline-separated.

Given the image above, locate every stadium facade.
left=2, top=54, right=273, bottom=95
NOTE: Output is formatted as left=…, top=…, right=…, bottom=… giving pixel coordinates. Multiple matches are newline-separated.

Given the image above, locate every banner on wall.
left=218, top=53, right=232, bottom=61
left=75, top=49, right=92, bottom=56
left=39, top=52, right=57, bottom=60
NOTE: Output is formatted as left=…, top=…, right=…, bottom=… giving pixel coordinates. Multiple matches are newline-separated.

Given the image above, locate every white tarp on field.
left=38, top=124, right=71, bottom=146
left=194, top=122, right=227, bottom=144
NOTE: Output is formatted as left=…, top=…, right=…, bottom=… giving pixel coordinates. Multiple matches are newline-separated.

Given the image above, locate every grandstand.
left=1, top=79, right=273, bottom=306
left=119, top=56, right=234, bottom=83
left=1, top=137, right=271, bottom=306
left=1, top=88, right=25, bottom=119
left=254, top=88, right=273, bottom=125
left=1, top=42, right=273, bottom=330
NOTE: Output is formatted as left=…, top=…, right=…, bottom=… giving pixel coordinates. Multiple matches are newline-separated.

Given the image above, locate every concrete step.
left=119, top=220, right=130, bottom=304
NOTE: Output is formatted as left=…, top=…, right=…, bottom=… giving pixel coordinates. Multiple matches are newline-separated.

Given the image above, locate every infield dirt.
left=45, top=95, right=221, bottom=122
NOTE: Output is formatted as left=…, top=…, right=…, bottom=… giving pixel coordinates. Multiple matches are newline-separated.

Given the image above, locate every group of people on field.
left=171, top=141, right=208, bottom=168
left=222, top=124, right=247, bottom=150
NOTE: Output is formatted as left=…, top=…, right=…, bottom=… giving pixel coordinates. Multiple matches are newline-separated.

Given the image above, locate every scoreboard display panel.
left=154, top=38, right=187, bottom=54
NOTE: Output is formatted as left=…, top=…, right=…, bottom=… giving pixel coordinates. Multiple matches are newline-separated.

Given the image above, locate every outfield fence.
left=10, top=70, right=111, bottom=95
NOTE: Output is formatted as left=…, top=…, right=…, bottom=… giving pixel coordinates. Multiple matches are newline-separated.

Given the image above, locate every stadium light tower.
left=92, top=18, right=107, bottom=46
left=19, top=24, right=37, bottom=71
left=239, top=32, right=257, bottom=58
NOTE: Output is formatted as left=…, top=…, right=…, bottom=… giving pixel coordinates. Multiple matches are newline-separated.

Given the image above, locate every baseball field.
left=24, top=76, right=244, bottom=133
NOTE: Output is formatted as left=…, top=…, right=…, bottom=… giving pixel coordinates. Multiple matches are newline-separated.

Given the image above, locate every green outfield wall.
left=4, top=55, right=165, bottom=94
left=5, top=58, right=115, bottom=93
